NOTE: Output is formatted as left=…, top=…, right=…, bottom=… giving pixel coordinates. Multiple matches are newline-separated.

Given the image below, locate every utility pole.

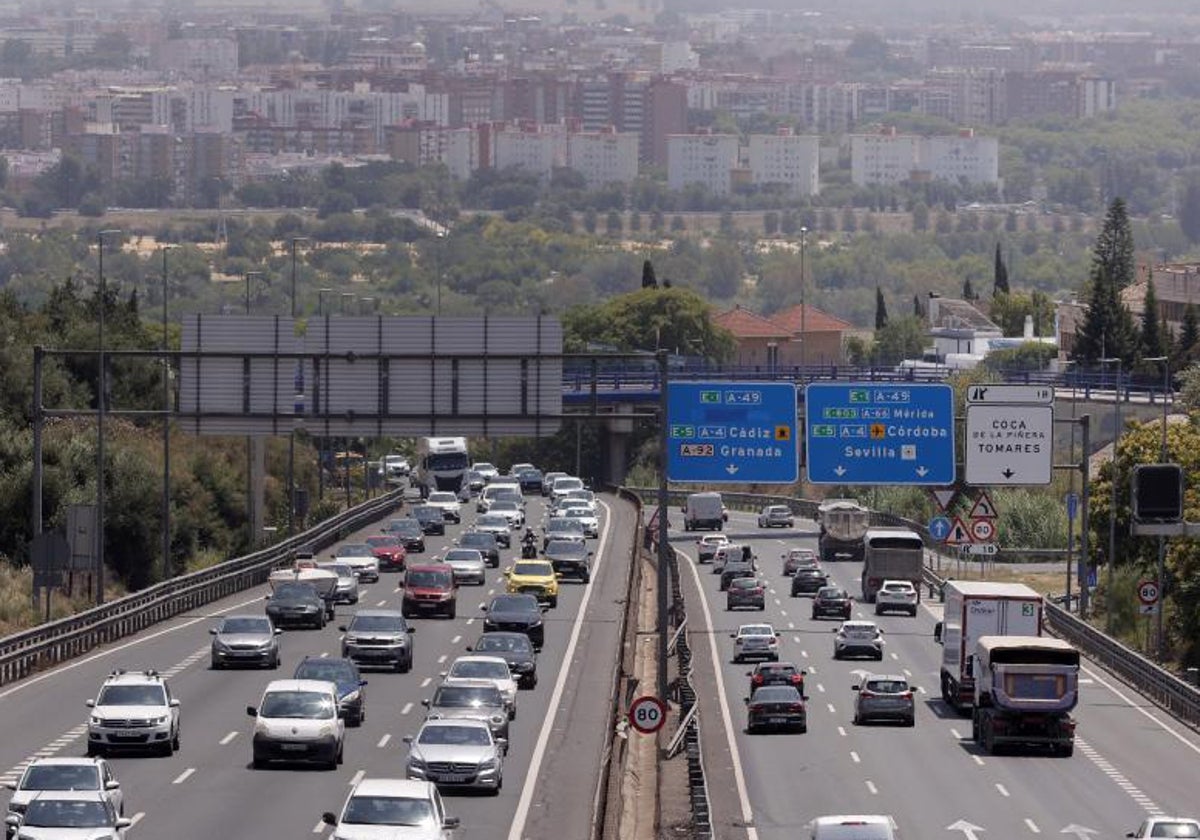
left=798, top=225, right=808, bottom=499
left=656, top=350, right=670, bottom=704
left=95, top=229, right=121, bottom=605
left=288, top=237, right=308, bottom=537
left=161, top=245, right=178, bottom=581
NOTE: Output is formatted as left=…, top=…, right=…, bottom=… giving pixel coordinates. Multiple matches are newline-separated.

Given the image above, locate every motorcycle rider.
left=521, top=526, right=538, bottom=558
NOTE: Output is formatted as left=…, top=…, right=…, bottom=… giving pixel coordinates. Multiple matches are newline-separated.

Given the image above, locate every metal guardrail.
left=0, top=489, right=406, bottom=687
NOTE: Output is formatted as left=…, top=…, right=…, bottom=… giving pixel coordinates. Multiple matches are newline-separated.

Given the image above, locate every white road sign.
left=965, top=543, right=998, bottom=556
left=966, top=404, right=1054, bottom=485
left=628, top=695, right=667, bottom=735
left=966, top=384, right=1055, bottom=405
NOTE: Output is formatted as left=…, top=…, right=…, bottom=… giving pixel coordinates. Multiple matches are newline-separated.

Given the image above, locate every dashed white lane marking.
left=850, top=751, right=861, bottom=763
left=865, top=780, right=878, bottom=795
left=837, top=726, right=847, bottom=737
left=319, top=652, right=329, bottom=658
left=451, top=635, right=461, bottom=644
left=996, top=783, right=1010, bottom=797
left=780, top=610, right=788, bottom=617
left=487, top=589, right=495, bottom=596
left=172, top=768, right=195, bottom=785
left=787, top=622, right=795, bottom=629
left=220, top=731, right=238, bottom=745
left=437, top=654, right=447, bottom=664
left=902, top=668, right=912, bottom=677
left=1024, top=818, right=1040, bottom=833
left=377, top=734, right=391, bottom=748
left=349, top=769, right=365, bottom=787
left=419, top=678, right=432, bottom=688
left=816, top=684, right=826, bottom=694
left=466, top=618, right=475, bottom=626
left=131, top=813, right=145, bottom=827
left=1077, top=738, right=1162, bottom=815
left=950, top=729, right=962, bottom=740
left=401, top=702, right=413, bottom=715
left=826, top=703, right=836, bottom=714
left=376, top=600, right=387, bottom=607
left=312, top=819, right=326, bottom=833
left=972, top=755, right=985, bottom=766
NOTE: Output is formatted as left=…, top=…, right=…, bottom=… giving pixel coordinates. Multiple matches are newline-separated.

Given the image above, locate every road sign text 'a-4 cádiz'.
left=804, top=383, right=955, bottom=485
left=667, top=382, right=798, bottom=483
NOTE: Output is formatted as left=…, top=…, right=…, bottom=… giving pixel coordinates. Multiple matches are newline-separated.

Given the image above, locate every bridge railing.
left=0, top=489, right=405, bottom=687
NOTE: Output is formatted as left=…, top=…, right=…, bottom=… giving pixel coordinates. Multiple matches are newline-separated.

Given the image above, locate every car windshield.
left=1149, top=824, right=1200, bottom=838
left=389, top=520, right=421, bottom=535
left=319, top=564, right=355, bottom=579
left=843, top=624, right=877, bottom=634
left=865, top=680, right=908, bottom=694
left=759, top=665, right=797, bottom=678
left=21, top=765, right=100, bottom=791
left=490, top=596, right=538, bottom=613
left=445, top=550, right=482, bottom=563
left=260, top=691, right=335, bottom=719
left=546, top=540, right=586, bottom=557
left=414, top=507, right=440, bottom=519
left=348, top=615, right=404, bottom=632
left=343, top=795, right=436, bottom=827
left=295, top=661, right=357, bottom=683
left=460, top=534, right=491, bottom=547
left=513, top=563, right=552, bottom=577
left=433, top=686, right=503, bottom=708
left=418, top=725, right=492, bottom=746
left=475, top=463, right=496, bottom=473
left=740, top=626, right=774, bottom=637
left=450, top=661, right=510, bottom=680
left=366, top=536, right=399, bottom=548
left=554, top=478, right=584, bottom=492
left=752, top=686, right=801, bottom=703
left=22, top=799, right=111, bottom=828
left=429, top=493, right=457, bottom=503
left=818, top=588, right=847, bottom=599
left=96, top=684, right=165, bottom=706
left=491, top=501, right=519, bottom=511
left=475, top=635, right=531, bottom=653
left=338, top=544, right=372, bottom=557
left=406, top=570, right=452, bottom=588
left=220, top=617, right=271, bottom=634
left=274, top=582, right=318, bottom=600
left=730, top=579, right=760, bottom=590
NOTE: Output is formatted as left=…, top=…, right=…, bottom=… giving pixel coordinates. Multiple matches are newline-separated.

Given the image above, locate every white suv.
left=730, top=624, right=780, bottom=663
left=86, top=670, right=180, bottom=757
left=874, top=580, right=918, bottom=616
left=426, top=492, right=463, bottom=523
left=322, top=778, right=458, bottom=840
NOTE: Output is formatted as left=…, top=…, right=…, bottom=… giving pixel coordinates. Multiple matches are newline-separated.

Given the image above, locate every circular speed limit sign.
left=628, top=695, right=667, bottom=735
left=1137, top=580, right=1160, bottom=606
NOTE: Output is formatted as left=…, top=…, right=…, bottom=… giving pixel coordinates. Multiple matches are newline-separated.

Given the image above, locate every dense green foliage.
left=1074, top=200, right=1140, bottom=365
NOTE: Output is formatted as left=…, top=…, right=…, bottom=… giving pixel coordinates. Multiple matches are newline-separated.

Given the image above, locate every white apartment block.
left=851, top=129, right=999, bottom=186
left=851, top=132, right=920, bottom=186
left=567, top=131, right=639, bottom=187
left=493, top=127, right=568, bottom=180
left=1080, top=76, right=1117, bottom=117
left=667, top=133, right=739, bottom=195
left=747, top=131, right=819, bottom=196
left=151, top=39, right=239, bottom=79
left=919, top=132, right=999, bottom=185
left=442, top=128, right=479, bottom=181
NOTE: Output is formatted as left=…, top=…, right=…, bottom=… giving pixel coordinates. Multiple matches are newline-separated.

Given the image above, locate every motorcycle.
left=521, top=540, right=538, bottom=559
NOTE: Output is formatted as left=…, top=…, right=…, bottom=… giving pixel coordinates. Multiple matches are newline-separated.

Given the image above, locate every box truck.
left=861, top=528, right=924, bottom=604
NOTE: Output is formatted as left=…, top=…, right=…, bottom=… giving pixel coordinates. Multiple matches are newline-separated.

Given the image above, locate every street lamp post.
left=798, top=225, right=808, bottom=499
left=287, top=238, right=308, bottom=538
left=1099, top=356, right=1122, bottom=631
left=318, top=288, right=334, bottom=317
left=160, top=245, right=177, bottom=582
left=243, top=271, right=264, bottom=314
left=243, top=269, right=266, bottom=548
left=1143, top=356, right=1170, bottom=660
left=95, top=229, right=121, bottom=605
left=316, top=288, right=332, bottom=502
left=435, top=231, right=446, bottom=316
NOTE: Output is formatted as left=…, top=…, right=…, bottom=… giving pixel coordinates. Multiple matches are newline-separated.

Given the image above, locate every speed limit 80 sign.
left=628, top=695, right=667, bottom=735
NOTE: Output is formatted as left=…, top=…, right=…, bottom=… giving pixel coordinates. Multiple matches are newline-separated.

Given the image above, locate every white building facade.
left=667, top=132, right=738, bottom=195
left=747, top=131, right=819, bottom=195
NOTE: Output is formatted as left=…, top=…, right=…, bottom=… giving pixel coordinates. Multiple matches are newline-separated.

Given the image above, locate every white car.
left=559, top=506, right=599, bottom=538
left=757, top=504, right=795, bottom=528
left=1126, top=818, right=1200, bottom=838
left=332, top=544, right=381, bottom=583
left=321, top=778, right=458, bottom=840
left=249, top=679, right=345, bottom=769
left=405, top=719, right=505, bottom=793
left=561, top=489, right=597, bottom=512
left=809, top=814, right=898, bottom=839
left=86, top=669, right=180, bottom=757
left=5, top=791, right=130, bottom=839
left=383, top=454, right=411, bottom=479
left=440, top=655, right=518, bottom=719
left=489, top=500, right=525, bottom=528
left=696, top=534, right=730, bottom=564
left=472, top=462, right=499, bottom=483
left=425, top=492, right=463, bottom=523
left=442, top=549, right=487, bottom=586
left=833, top=621, right=885, bottom=661
left=730, top=624, right=780, bottom=663
left=874, top=580, right=918, bottom=616
left=550, top=476, right=585, bottom=504
left=508, top=463, right=536, bottom=479
left=5, top=758, right=124, bottom=834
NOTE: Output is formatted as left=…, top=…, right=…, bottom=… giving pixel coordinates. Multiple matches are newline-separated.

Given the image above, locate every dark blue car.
left=293, top=657, right=367, bottom=727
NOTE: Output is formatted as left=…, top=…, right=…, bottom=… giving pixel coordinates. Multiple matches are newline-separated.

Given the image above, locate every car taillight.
left=791, top=675, right=803, bottom=685
left=753, top=675, right=764, bottom=685
left=858, top=690, right=876, bottom=699
left=788, top=703, right=805, bottom=712
left=900, top=691, right=913, bottom=700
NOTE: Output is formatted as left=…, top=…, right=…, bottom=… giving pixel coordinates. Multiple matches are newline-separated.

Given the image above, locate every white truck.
left=971, top=636, right=1079, bottom=756
left=935, top=581, right=1043, bottom=712
left=860, top=528, right=924, bottom=604
left=415, top=437, right=470, bottom=498
left=817, top=499, right=870, bottom=563
left=683, top=492, right=725, bottom=531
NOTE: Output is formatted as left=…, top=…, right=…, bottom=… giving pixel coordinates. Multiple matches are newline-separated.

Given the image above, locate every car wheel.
left=798, top=723, right=807, bottom=734
left=172, top=727, right=181, bottom=752
left=833, top=650, right=842, bottom=660
left=336, top=741, right=344, bottom=766
left=853, top=712, right=862, bottom=725
left=905, top=717, right=916, bottom=728
left=549, top=596, right=558, bottom=609
left=271, top=654, right=281, bottom=670
left=86, top=743, right=99, bottom=758
left=1058, top=742, right=1074, bottom=758
left=758, top=604, right=765, bottom=611
left=811, top=611, right=818, bottom=620
left=875, top=652, right=884, bottom=661
left=446, top=604, right=457, bottom=619
left=252, top=755, right=267, bottom=770
left=874, top=605, right=882, bottom=615
left=211, top=659, right=222, bottom=670
left=910, top=607, right=918, bottom=617
left=582, top=571, right=591, bottom=584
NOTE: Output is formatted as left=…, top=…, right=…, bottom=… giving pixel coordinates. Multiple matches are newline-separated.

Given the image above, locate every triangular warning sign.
left=970, top=492, right=998, bottom=519
left=929, top=489, right=957, bottom=511
left=945, top=516, right=971, bottom=545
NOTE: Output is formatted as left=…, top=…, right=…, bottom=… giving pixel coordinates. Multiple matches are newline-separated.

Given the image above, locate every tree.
left=1073, top=264, right=1138, bottom=365
left=641, top=260, right=658, bottom=290
left=1094, top=198, right=1136, bottom=290
left=911, top=202, right=929, bottom=232
left=1180, top=180, right=1200, bottom=244
left=993, top=243, right=1010, bottom=296
left=962, top=276, right=976, bottom=301
left=1141, top=280, right=1164, bottom=360
left=913, top=294, right=923, bottom=318
left=872, top=316, right=926, bottom=366
left=1179, top=303, right=1200, bottom=364
left=875, top=287, right=888, bottom=330
left=562, top=286, right=736, bottom=362
left=764, top=211, right=779, bottom=236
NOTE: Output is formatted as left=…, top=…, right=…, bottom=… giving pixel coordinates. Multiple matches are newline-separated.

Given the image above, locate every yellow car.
left=505, top=560, right=560, bottom=608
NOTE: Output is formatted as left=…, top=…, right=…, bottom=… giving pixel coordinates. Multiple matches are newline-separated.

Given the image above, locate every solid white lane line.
left=850, top=751, right=861, bottom=763
left=996, top=783, right=1010, bottom=797
left=866, top=780, right=878, bottom=795
left=950, top=729, right=962, bottom=740
left=349, top=769, right=365, bottom=787
left=401, top=702, right=413, bottom=715
left=219, top=731, right=238, bottom=745
left=1080, top=663, right=1200, bottom=755
left=1024, top=818, right=1040, bottom=833
left=172, top=768, right=195, bottom=785
left=377, top=734, right=391, bottom=748
left=419, top=678, right=431, bottom=688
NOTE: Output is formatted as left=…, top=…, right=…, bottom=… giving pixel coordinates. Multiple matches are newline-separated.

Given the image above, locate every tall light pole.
left=287, top=237, right=308, bottom=538
left=95, top=229, right=121, bottom=605
left=243, top=269, right=266, bottom=548
left=1144, top=355, right=1170, bottom=660
left=435, top=231, right=446, bottom=315
left=1099, top=356, right=1122, bottom=631
left=160, top=245, right=178, bottom=582
left=798, top=225, right=808, bottom=499
left=316, top=288, right=332, bottom=502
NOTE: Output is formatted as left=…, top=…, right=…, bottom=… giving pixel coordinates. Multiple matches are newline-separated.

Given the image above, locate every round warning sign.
left=970, top=518, right=996, bottom=543
left=628, top=695, right=667, bottom=735
left=1137, top=580, right=1160, bottom=606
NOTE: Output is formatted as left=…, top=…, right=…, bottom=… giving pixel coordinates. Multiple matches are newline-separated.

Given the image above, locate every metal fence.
left=0, top=489, right=405, bottom=687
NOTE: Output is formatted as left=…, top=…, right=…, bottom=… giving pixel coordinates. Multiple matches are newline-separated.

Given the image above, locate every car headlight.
left=254, top=721, right=270, bottom=736
left=513, top=662, right=534, bottom=672
left=213, top=639, right=231, bottom=651
left=153, top=715, right=169, bottom=725
left=344, top=635, right=360, bottom=645
left=530, top=620, right=542, bottom=628
left=407, top=756, right=426, bottom=769
left=490, top=714, right=505, bottom=725
left=9, top=802, right=27, bottom=814
left=90, top=715, right=102, bottom=725
left=478, top=757, right=498, bottom=770
left=342, top=691, right=360, bottom=704
left=318, top=725, right=333, bottom=737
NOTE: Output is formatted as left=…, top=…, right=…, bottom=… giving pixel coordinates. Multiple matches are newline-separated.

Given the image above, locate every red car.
left=365, top=535, right=407, bottom=572
left=401, top=564, right=458, bottom=619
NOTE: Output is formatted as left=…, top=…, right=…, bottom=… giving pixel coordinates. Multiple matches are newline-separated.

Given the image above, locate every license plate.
left=116, top=730, right=141, bottom=738
left=767, top=717, right=785, bottom=725
left=438, top=773, right=468, bottom=783
left=281, top=743, right=307, bottom=752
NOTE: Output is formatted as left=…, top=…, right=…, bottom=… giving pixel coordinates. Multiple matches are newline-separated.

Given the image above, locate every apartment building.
left=746, top=129, right=819, bottom=196
left=493, top=123, right=568, bottom=180
left=920, top=130, right=999, bottom=185
left=667, top=132, right=738, bottom=195
left=851, top=128, right=998, bottom=187
left=568, top=129, right=639, bottom=187
left=850, top=129, right=920, bottom=187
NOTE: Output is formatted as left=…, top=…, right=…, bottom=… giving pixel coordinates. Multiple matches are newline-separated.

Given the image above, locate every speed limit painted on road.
left=1137, top=579, right=1160, bottom=606
left=628, top=695, right=667, bottom=735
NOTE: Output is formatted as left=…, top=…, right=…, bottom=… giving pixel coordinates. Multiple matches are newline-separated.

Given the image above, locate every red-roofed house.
left=712, top=304, right=850, bottom=367
left=712, top=305, right=791, bottom=367
left=769, top=304, right=853, bottom=366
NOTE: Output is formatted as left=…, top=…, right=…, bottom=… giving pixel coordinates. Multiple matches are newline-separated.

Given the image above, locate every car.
left=382, top=454, right=411, bottom=479
left=294, top=657, right=368, bottom=727
left=720, top=559, right=758, bottom=592
left=385, top=518, right=426, bottom=553
left=482, top=594, right=545, bottom=650
left=562, top=488, right=597, bottom=511
left=473, top=462, right=499, bottom=483
left=321, top=778, right=459, bottom=840
left=747, top=662, right=806, bottom=696
left=559, top=506, right=600, bottom=538
left=726, top=577, right=766, bottom=611
left=812, top=586, right=853, bottom=620
left=477, top=484, right=524, bottom=514
left=713, top=544, right=753, bottom=574
left=489, top=499, right=526, bottom=528
left=4, top=759, right=123, bottom=836
left=549, top=475, right=585, bottom=504
left=875, top=580, right=919, bottom=616
left=757, top=504, right=795, bottom=528
left=781, top=547, right=818, bottom=576
left=731, top=624, right=780, bottom=663
left=809, top=815, right=898, bottom=839
left=509, top=462, right=536, bottom=479
left=332, top=543, right=380, bottom=583
left=791, top=566, right=830, bottom=597
left=316, top=562, right=361, bottom=604
left=1126, top=817, right=1200, bottom=838
left=695, top=534, right=730, bottom=564
left=468, top=632, right=538, bottom=689
left=426, top=491, right=463, bottom=523
left=249, top=679, right=344, bottom=769
left=364, top=535, right=407, bottom=572
left=543, top=516, right=586, bottom=548
left=833, top=621, right=885, bottom=661
left=266, top=581, right=327, bottom=629
left=339, top=609, right=415, bottom=672
left=412, top=505, right=447, bottom=536
left=465, top=469, right=486, bottom=493
left=405, top=719, right=505, bottom=794
left=85, top=669, right=181, bottom=757
left=421, top=680, right=510, bottom=743
left=504, top=560, right=560, bottom=607
left=475, top=514, right=513, bottom=547
left=457, top=531, right=501, bottom=567
left=544, top=539, right=592, bottom=582
left=210, top=614, right=281, bottom=669
left=744, top=685, right=806, bottom=733
left=541, top=471, right=567, bottom=497
left=5, top=791, right=131, bottom=839
left=441, top=655, right=518, bottom=719
left=442, top=548, right=487, bottom=586
left=402, top=564, right=458, bottom=619
left=517, top=468, right=544, bottom=494
left=852, top=674, right=915, bottom=726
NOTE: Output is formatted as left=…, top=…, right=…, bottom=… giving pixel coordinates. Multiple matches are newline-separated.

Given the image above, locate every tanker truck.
left=817, top=499, right=870, bottom=563
left=971, top=636, right=1079, bottom=756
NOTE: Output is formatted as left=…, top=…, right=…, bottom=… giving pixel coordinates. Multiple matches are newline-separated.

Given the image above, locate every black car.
left=294, top=657, right=368, bottom=726
left=481, top=594, right=545, bottom=651
left=412, top=505, right=446, bottom=536
left=386, top=518, right=426, bottom=553
left=517, top=469, right=544, bottom=495
left=812, top=586, right=853, bottom=620
left=720, top=560, right=757, bottom=592
left=468, top=631, right=538, bottom=689
left=459, top=531, right=501, bottom=568
left=744, top=685, right=807, bottom=733
left=791, top=567, right=830, bottom=597
left=747, top=661, right=807, bottom=696
left=544, top=538, right=592, bottom=582
left=265, top=581, right=326, bottom=629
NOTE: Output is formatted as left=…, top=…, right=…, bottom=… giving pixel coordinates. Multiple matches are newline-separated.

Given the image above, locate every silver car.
left=852, top=674, right=915, bottom=726
left=210, top=614, right=281, bottom=669
left=757, top=505, right=794, bottom=528
left=332, top=544, right=380, bottom=583
left=442, top=549, right=487, bottom=586
left=316, top=562, right=360, bottom=605
left=405, top=719, right=505, bottom=793
left=6, top=791, right=130, bottom=839
left=833, top=621, right=885, bottom=661
left=421, top=679, right=510, bottom=743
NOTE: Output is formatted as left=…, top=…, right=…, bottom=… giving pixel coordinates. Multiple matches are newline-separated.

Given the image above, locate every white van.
left=809, top=815, right=897, bottom=839
left=684, top=492, right=725, bottom=531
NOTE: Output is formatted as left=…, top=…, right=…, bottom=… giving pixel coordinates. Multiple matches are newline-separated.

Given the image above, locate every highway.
left=0, top=491, right=636, bottom=840
left=676, top=508, right=1200, bottom=840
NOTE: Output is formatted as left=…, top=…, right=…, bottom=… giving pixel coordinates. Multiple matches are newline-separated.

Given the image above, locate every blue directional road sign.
left=667, top=382, right=798, bottom=483
left=928, top=515, right=952, bottom=542
left=805, top=383, right=955, bottom=485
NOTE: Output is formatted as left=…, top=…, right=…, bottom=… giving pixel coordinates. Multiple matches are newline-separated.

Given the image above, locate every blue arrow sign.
left=928, top=515, right=952, bottom=541
left=667, top=382, right=798, bottom=483
left=805, top=383, right=955, bottom=485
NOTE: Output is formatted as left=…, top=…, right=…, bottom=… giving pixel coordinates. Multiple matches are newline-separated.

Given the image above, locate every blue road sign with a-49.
left=805, top=383, right=955, bottom=485
left=667, top=382, right=798, bottom=483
